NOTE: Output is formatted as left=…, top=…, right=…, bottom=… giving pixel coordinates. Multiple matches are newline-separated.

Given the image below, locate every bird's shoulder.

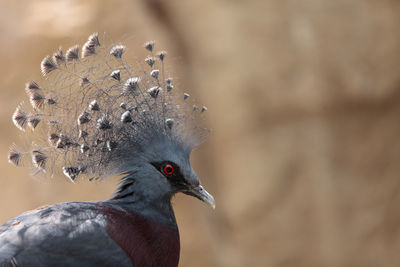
left=0, top=202, right=130, bottom=266
left=0, top=202, right=104, bottom=237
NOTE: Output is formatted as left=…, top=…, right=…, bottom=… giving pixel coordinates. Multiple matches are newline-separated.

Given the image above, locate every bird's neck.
left=107, top=178, right=177, bottom=226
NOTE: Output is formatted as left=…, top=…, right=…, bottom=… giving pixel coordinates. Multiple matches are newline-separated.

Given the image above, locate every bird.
left=2, top=33, right=215, bottom=267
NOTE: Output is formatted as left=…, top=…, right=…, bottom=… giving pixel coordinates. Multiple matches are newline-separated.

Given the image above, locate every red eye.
left=163, top=164, right=174, bottom=175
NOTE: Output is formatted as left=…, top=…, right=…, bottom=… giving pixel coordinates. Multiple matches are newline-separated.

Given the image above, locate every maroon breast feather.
left=99, top=205, right=180, bottom=267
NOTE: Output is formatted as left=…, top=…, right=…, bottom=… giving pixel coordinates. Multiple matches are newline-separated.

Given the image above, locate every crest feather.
left=9, top=33, right=208, bottom=181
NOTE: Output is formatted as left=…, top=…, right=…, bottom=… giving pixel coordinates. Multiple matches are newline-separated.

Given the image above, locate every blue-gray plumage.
left=4, top=33, right=215, bottom=266
left=0, top=203, right=131, bottom=266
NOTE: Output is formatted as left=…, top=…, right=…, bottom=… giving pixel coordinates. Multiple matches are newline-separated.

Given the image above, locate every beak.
left=183, top=185, right=216, bottom=209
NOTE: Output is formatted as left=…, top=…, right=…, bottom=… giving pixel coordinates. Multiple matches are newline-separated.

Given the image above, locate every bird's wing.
left=0, top=202, right=131, bottom=267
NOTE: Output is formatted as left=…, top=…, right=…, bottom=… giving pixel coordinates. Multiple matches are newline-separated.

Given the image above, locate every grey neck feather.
left=105, top=173, right=177, bottom=226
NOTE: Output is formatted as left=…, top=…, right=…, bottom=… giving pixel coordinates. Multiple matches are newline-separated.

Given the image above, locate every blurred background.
left=1, top=0, right=400, bottom=266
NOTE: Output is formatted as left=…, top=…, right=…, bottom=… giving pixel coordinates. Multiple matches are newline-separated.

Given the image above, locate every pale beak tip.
left=187, top=185, right=216, bottom=210
left=202, top=194, right=215, bottom=210
left=202, top=187, right=216, bottom=209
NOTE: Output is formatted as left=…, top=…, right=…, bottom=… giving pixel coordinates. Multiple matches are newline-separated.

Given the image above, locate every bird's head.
left=119, top=134, right=215, bottom=209
left=8, top=33, right=215, bottom=211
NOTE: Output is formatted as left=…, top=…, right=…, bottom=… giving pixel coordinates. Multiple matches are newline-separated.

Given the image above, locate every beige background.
left=1, top=0, right=400, bottom=266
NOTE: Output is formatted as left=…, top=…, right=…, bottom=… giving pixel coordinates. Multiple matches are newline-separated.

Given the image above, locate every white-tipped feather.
left=9, top=33, right=208, bottom=181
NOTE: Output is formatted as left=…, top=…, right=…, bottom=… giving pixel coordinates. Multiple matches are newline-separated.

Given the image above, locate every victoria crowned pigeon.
left=2, top=33, right=215, bottom=267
